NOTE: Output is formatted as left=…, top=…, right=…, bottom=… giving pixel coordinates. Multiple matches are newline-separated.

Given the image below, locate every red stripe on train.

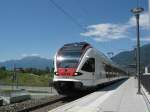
left=57, top=68, right=76, bottom=76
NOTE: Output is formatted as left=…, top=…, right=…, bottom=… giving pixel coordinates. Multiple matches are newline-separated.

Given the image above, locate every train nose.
left=59, top=82, right=67, bottom=87
left=53, top=81, right=83, bottom=95
left=74, top=82, right=83, bottom=88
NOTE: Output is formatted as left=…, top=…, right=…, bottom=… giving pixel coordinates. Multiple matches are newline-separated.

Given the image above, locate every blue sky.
left=0, top=0, right=149, bottom=61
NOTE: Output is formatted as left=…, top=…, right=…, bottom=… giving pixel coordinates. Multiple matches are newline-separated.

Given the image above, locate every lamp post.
left=131, top=7, right=144, bottom=94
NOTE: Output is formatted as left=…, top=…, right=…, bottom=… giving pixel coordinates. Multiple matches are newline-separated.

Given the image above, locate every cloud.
left=81, top=23, right=129, bottom=42
left=21, top=53, right=40, bottom=57
left=81, top=12, right=149, bottom=42
left=128, top=12, right=150, bottom=30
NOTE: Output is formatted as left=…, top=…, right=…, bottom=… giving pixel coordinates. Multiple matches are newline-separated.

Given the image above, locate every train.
left=53, top=42, right=127, bottom=95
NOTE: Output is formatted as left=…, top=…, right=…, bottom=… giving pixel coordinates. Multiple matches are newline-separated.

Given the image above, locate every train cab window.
left=81, top=58, right=95, bottom=72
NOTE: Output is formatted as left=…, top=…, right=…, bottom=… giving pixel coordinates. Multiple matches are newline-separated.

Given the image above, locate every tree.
left=0, top=66, right=6, bottom=71
left=45, top=66, right=50, bottom=73
left=50, top=67, right=54, bottom=73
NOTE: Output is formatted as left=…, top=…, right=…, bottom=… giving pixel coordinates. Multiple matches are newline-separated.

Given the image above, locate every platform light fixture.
left=131, top=7, right=144, bottom=94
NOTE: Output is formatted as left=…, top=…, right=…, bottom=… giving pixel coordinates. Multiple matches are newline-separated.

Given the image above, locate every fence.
left=141, top=75, right=150, bottom=93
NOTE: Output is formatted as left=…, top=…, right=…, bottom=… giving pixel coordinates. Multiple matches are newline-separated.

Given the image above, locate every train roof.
left=61, top=42, right=91, bottom=52
left=63, top=42, right=90, bottom=47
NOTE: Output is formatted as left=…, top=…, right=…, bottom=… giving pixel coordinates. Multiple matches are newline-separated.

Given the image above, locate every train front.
left=53, top=42, right=90, bottom=95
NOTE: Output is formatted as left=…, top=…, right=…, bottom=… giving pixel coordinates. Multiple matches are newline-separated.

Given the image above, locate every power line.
left=49, top=0, right=86, bottom=31
left=72, top=0, right=89, bottom=17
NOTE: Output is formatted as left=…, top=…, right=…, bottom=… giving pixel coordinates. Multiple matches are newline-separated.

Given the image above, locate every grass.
left=0, top=71, right=54, bottom=87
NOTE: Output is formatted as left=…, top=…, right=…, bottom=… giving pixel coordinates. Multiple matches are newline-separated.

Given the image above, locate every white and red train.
left=53, top=42, right=127, bottom=95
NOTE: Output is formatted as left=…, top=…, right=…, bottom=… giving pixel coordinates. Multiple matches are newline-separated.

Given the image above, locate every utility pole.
left=131, top=7, right=144, bottom=94
left=12, top=64, right=16, bottom=90
left=134, top=47, right=137, bottom=76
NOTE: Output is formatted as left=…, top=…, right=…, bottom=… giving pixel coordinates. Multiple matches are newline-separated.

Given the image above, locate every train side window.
left=81, top=58, right=95, bottom=72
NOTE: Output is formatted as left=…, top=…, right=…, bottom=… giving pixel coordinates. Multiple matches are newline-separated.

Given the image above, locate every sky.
left=0, top=0, right=149, bottom=61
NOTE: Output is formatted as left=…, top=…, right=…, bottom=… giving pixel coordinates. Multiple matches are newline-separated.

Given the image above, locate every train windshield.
left=57, top=51, right=82, bottom=68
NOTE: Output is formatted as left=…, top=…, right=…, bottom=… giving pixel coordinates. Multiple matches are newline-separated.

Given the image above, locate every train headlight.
left=54, top=72, right=59, bottom=76
left=74, top=72, right=82, bottom=76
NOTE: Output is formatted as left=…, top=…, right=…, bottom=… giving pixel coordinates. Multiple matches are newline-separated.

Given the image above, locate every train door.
left=80, top=58, right=95, bottom=86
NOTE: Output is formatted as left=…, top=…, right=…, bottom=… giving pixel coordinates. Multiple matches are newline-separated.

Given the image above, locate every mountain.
left=0, top=56, right=53, bottom=70
left=112, top=43, right=150, bottom=70
left=1, top=43, right=150, bottom=71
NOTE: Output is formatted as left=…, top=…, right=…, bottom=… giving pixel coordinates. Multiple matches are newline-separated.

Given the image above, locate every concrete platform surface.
left=49, top=78, right=149, bottom=112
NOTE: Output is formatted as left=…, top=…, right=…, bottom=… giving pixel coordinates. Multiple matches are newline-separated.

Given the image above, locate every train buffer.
left=49, top=78, right=149, bottom=112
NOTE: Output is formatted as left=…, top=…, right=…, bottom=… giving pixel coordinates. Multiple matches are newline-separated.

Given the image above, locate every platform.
left=49, top=78, right=149, bottom=112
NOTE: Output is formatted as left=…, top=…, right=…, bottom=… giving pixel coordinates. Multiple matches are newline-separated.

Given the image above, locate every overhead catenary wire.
left=49, top=0, right=86, bottom=31
left=72, top=0, right=90, bottom=18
